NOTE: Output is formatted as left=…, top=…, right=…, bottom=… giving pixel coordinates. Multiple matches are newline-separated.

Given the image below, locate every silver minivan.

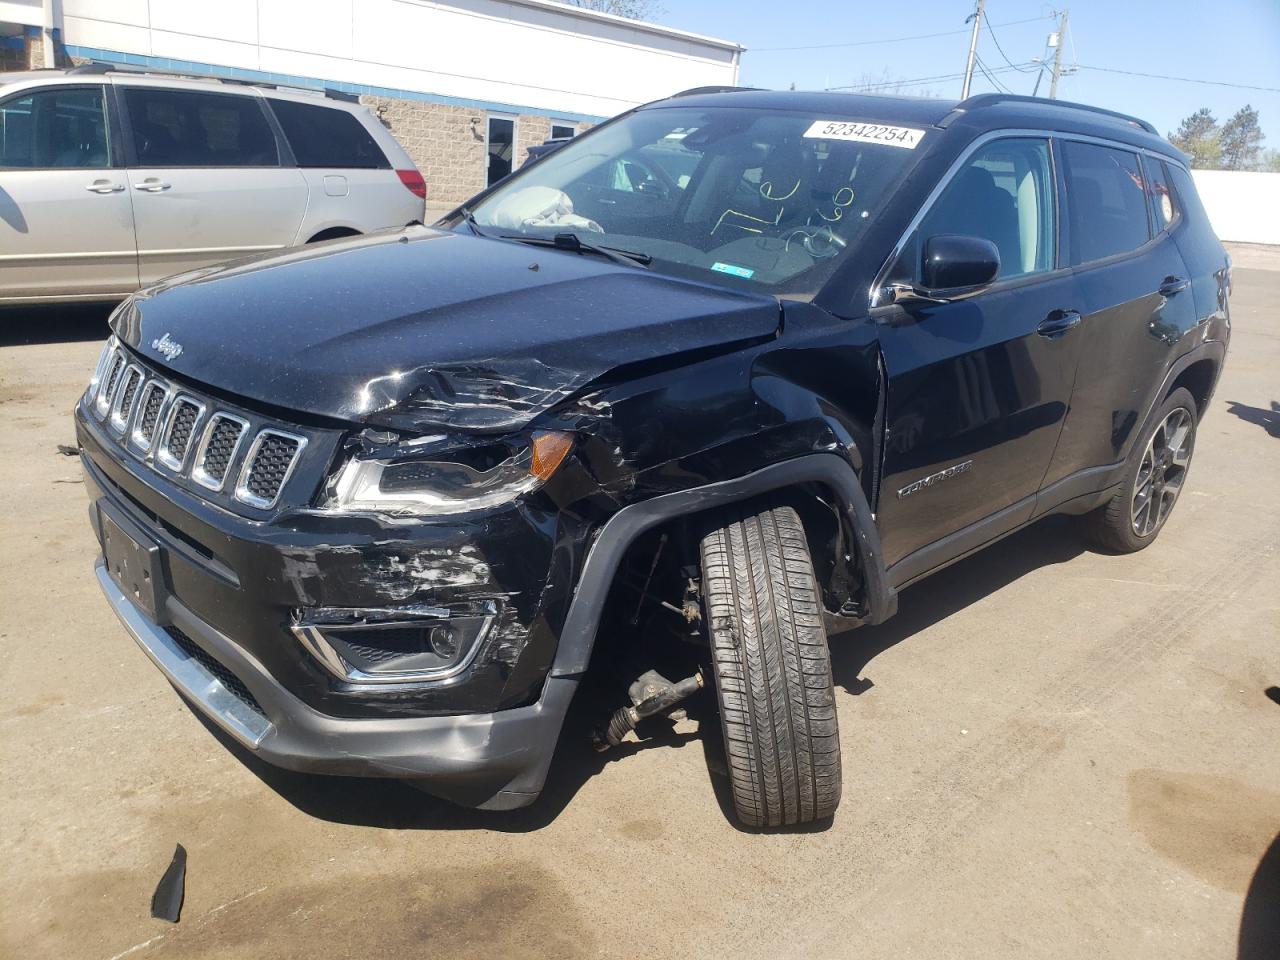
left=0, top=64, right=426, bottom=304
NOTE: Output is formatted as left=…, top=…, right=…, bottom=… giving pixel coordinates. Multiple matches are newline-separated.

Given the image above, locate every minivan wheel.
left=1084, top=387, right=1198, bottom=553
left=699, top=502, right=841, bottom=828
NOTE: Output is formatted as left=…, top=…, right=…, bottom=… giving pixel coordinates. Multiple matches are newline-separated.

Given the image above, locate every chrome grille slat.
left=156, top=396, right=206, bottom=472
left=94, top=350, right=126, bottom=417
left=235, top=430, right=307, bottom=509
left=108, top=365, right=144, bottom=432
left=192, top=414, right=249, bottom=492
left=130, top=381, right=171, bottom=452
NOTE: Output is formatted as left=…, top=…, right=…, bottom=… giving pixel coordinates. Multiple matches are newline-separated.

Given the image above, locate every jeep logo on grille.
left=151, top=333, right=184, bottom=362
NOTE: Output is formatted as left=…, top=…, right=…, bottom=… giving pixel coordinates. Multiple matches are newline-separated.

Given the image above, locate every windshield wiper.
left=499, top=232, right=652, bottom=268
left=457, top=206, right=488, bottom=238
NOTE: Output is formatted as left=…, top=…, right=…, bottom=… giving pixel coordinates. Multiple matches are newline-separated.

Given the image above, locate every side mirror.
left=888, top=235, right=1001, bottom=304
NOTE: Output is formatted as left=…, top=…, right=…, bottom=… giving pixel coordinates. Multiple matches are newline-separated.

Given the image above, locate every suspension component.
left=593, top=668, right=704, bottom=752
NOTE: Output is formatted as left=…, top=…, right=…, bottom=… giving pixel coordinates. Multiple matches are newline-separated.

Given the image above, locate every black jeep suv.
left=76, top=90, right=1230, bottom=827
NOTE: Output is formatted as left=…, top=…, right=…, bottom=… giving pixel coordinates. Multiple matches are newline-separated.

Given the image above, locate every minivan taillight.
left=396, top=169, right=427, bottom=199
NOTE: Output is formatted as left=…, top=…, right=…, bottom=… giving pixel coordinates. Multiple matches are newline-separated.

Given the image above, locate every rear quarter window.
left=269, top=100, right=389, bottom=169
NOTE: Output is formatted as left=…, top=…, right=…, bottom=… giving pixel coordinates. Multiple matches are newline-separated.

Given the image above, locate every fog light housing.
left=291, top=601, right=497, bottom=684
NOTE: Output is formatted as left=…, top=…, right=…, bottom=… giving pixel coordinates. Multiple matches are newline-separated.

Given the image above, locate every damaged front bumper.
left=76, top=395, right=581, bottom=809
left=96, top=558, right=576, bottom=808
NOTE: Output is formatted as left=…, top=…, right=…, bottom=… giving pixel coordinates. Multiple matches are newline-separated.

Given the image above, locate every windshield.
left=467, top=105, right=928, bottom=297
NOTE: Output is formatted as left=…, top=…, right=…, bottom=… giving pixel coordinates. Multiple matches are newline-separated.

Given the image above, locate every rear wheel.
left=699, top=502, right=841, bottom=828
left=1084, top=387, right=1198, bottom=553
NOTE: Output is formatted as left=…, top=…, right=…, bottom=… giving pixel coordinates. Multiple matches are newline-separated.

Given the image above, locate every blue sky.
left=653, top=0, right=1280, bottom=148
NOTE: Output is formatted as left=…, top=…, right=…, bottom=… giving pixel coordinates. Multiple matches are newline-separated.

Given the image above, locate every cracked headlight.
left=325, top=430, right=573, bottom=515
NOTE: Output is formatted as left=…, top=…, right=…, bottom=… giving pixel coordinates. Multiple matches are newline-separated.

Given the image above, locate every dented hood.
left=112, top=227, right=781, bottom=432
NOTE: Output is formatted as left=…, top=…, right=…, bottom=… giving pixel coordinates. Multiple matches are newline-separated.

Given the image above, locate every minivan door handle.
left=133, top=179, right=171, bottom=193
left=85, top=179, right=125, bottom=194
left=1158, top=276, right=1190, bottom=296
left=1036, top=309, right=1083, bottom=339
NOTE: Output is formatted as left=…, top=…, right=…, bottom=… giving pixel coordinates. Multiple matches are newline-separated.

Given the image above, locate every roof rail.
left=667, top=85, right=760, bottom=99
left=67, top=61, right=356, bottom=102
left=942, top=93, right=1158, bottom=135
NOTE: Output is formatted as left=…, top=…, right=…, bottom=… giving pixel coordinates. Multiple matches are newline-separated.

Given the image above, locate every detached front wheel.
left=700, top=502, right=841, bottom=828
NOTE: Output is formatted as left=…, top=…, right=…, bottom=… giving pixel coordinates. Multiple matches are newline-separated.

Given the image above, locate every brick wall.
left=361, top=95, right=490, bottom=205
left=360, top=94, right=594, bottom=206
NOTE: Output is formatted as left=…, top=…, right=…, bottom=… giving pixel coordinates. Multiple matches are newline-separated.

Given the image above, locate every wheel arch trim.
left=549, top=453, right=896, bottom=678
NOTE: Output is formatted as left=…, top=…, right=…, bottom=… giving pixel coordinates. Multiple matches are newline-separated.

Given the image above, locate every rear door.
left=874, top=136, right=1085, bottom=575
left=1039, top=140, right=1197, bottom=488
left=0, top=83, right=138, bottom=300
left=265, top=97, right=421, bottom=236
left=118, top=84, right=308, bottom=284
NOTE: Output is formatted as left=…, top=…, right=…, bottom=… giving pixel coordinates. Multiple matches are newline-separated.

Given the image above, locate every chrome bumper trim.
left=95, top=560, right=272, bottom=749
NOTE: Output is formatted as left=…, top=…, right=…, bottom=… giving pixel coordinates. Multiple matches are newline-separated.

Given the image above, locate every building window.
left=487, top=115, right=516, bottom=186
left=551, top=123, right=576, bottom=141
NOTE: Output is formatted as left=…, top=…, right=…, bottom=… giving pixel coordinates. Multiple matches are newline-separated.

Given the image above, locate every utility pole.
left=1048, top=8, right=1069, bottom=99
left=961, top=0, right=986, bottom=99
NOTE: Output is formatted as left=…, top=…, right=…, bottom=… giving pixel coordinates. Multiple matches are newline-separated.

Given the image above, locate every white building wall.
left=0, top=0, right=43, bottom=27
left=58, top=0, right=741, bottom=119
left=1191, top=170, right=1280, bottom=247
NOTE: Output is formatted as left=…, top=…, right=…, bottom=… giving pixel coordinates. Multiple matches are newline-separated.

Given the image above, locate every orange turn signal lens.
left=530, top=431, right=574, bottom=482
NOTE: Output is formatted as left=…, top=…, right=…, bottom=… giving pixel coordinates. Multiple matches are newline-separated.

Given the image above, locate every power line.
left=826, top=61, right=1039, bottom=92
left=974, top=54, right=1015, bottom=94
left=984, top=17, right=1037, bottom=73
left=753, top=16, right=1050, bottom=53
left=1074, top=64, right=1280, bottom=94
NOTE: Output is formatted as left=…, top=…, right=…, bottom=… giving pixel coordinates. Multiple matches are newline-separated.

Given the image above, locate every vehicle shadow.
left=827, top=515, right=1085, bottom=698
left=0, top=303, right=115, bottom=347
left=197, top=516, right=1086, bottom=833
left=1239, top=832, right=1280, bottom=959
left=1225, top=400, right=1280, bottom=439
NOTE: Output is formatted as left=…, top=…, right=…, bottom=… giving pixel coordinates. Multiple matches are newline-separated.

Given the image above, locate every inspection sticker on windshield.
left=803, top=120, right=925, bottom=149
left=711, top=262, right=755, bottom=279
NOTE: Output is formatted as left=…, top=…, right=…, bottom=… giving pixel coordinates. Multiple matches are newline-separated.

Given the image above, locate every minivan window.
left=1062, top=141, right=1151, bottom=265
left=124, top=88, right=278, bottom=167
left=0, top=87, right=110, bottom=169
left=269, top=99, right=388, bottom=169
left=1145, top=157, right=1178, bottom=232
left=916, top=138, right=1056, bottom=279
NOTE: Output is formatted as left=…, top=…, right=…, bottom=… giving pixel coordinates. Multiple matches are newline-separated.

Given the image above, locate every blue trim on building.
left=0, top=36, right=24, bottom=50
left=63, top=45, right=609, bottom=123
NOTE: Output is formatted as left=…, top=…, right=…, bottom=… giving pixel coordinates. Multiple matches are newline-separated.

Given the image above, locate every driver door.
left=874, top=137, right=1086, bottom=579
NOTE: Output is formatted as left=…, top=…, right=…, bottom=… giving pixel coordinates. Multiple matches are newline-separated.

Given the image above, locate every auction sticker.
left=803, top=120, right=925, bottom=149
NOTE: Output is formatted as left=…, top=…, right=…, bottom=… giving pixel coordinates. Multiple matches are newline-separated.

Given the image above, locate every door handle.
left=1037, top=309, right=1082, bottom=339
left=1158, top=276, right=1190, bottom=296
left=133, top=179, right=171, bottom=193
left=85, top=180, right=125, bottom=194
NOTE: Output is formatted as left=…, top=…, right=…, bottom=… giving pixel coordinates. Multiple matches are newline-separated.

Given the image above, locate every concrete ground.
left=2, top=248, right=1277, bottom=960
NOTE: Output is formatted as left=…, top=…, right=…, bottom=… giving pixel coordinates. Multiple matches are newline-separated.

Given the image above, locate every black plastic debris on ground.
left=150, top=844, right=187, bottom=923
left=56, top=444, right=78, bottom=457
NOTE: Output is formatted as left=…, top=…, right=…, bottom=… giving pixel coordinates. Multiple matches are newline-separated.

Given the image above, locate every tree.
left=1261, top=149, right=1280, bottom=174
left=1220, top=105, right=1265, bottom=171
left=563, top=0, right=664, bottom=20
left=1169, top=108, right=1222, bottom=169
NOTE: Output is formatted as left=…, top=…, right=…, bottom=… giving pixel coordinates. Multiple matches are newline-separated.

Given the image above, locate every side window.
left=1145, top=158, right=1179, bottom=233
left=1061, top=141, right=1151, bottom=265
left=124, top=88, right=278, bottom=167
left=551, top=123, right=576, bottom=141
left=916, top=138, right=1056, bottom=280
left=0, top=86, right=110, bottom=169
left=269, top=99, right=389, bottom=169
